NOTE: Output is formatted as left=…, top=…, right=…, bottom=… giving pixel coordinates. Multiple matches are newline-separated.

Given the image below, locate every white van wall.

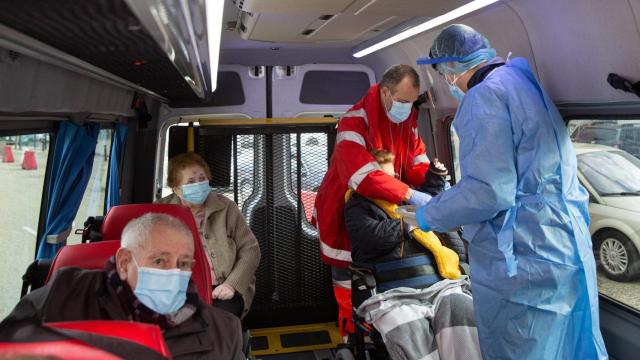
left=359, top=0, right=640, bottom=112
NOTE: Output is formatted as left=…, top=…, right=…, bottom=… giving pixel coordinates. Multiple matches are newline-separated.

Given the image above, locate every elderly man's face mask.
left=118, top=225, right=195, bottom=314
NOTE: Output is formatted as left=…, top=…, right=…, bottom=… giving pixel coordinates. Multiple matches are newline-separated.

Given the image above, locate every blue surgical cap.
left=417, top=24, right=496, bottom=75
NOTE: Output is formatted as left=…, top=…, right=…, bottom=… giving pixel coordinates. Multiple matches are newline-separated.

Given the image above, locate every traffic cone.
left=2, top=146, right=14, bottom=163
left=22, top=150, right=37, bottom=170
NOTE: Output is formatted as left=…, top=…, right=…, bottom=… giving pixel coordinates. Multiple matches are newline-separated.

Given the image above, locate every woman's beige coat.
left=159, top=193, right=260, bottom=317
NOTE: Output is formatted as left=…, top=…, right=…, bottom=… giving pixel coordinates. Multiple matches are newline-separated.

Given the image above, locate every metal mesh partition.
left=197, top=124, right=336, bottom=328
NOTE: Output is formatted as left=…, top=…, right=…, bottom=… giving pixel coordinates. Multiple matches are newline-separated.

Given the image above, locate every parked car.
left=574, top=143, right=640, bottom=281
left=234, top=134, right=328, bottom=195
left=572, top=124, right=640, bottom=159
left=290, top=134, right=328, bottom=192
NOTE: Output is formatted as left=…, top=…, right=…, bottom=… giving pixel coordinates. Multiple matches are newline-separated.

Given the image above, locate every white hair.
left=121, top=213, right=192, bottom=250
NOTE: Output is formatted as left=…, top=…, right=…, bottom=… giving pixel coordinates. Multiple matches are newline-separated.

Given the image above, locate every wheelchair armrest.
left=350, top=265, right=376, bottom=290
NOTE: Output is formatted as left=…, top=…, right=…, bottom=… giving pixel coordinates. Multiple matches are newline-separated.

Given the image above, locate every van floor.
left=257, top=350, right=334, bottom=360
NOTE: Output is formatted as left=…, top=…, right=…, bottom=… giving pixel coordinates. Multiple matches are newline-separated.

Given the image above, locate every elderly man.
left=0, top=213, right=244, bottom=359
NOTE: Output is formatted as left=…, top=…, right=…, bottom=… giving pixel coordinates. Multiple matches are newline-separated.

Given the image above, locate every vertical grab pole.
left=233, top=135, right=239, bottom=204
left=295, top=132, right=303, bottom=300
left=187, top=122, right=195, bottom=152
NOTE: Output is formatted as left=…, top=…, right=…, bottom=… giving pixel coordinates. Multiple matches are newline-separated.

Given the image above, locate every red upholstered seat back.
left=47, top=320, right=171, bottom=358
left=45, top=240, right=120, bottom=283
left=101, top=204, right=212, bottom=304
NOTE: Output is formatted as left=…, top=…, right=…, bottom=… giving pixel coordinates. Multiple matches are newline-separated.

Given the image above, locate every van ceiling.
left=229, top=0, right=467, bottom=44
left=1, top=0, right=467, bottom=106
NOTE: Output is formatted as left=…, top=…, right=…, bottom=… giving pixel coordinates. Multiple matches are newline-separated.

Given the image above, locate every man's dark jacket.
left=0, top=267, right=244, bottom=360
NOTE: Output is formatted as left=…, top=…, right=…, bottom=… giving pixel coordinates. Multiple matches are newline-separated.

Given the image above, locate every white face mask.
left=445, top=70, right=469, bottom=101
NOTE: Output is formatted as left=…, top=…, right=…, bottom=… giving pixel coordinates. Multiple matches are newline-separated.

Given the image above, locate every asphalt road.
left=0, top=145, right=108, bottom=319
left=597, top=273, right=640, bottom=309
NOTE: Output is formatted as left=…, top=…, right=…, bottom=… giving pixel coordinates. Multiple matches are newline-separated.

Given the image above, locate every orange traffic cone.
left=22, top=150, right=37, bottom=170
left=2, top=146, right=14, bottom=163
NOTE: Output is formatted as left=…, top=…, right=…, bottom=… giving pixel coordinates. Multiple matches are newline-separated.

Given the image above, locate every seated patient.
left=345, top=149, right=481, bottom=360
left=345, top=149, right=464, bottom=273
left=0, top=213, right=244, bottom=360
left=158, top=152, right=260, bottom=318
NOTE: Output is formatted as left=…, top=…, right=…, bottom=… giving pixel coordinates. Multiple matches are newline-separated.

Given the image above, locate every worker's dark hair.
left=380, top=64, right=420, bottom=93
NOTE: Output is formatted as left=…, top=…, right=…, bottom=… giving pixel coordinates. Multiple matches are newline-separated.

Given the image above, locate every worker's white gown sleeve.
left=417, top=58, right=608, bottom=359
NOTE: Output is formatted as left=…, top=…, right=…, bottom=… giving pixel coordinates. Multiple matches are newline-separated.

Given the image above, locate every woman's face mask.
left=181, top=180, right=210, bottom=205
left=176, top=165, right=210, bottom=205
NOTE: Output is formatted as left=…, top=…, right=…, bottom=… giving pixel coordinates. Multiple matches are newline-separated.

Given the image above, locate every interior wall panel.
left=0, top=51, right=134, bottom=116
left=360, top=3, right=533, bottom=114
left=507, top=0, right=640, bottom=104
left=360, top=0, right=640, bottom=107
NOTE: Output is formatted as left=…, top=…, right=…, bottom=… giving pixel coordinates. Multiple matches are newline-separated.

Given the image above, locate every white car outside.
left=574, top=143, right=640, bottom=281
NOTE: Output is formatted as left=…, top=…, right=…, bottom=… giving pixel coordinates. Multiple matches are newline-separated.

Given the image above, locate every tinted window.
left=210, top=71, right=245, bottom=107
left=299, top=71, right=370, bottom=105
left=574, top=127, right=618, bottom=144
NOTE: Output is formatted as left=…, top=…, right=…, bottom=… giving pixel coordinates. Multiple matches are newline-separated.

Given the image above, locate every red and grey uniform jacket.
left=312, top=83, right=430, bottom=268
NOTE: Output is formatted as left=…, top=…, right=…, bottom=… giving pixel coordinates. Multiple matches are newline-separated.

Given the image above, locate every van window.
left=0, top=133, right=51, bottom=318
left=452, top=119, right=640, bottom=311
left=290, top=133, right=328, bottom=223
left=571, top=119, right=640, bottom=159
left=299, top=71, right=371, bottom=105
left=68, top=129, right=113, bottom=244
left=569, top=119, right=640, bottom=311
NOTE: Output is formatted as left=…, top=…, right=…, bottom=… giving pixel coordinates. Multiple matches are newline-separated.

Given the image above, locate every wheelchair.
left=335, top=253, right=470, bottom=360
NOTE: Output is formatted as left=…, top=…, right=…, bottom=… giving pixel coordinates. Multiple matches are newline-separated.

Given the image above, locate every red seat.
left=47, top=320, right=171, bottom=358
left=0, top=340, right=122, bottom=359
left=45, top=240, right=120, bottom=283
left=101, top=204, right=212, bottom=304
left=0, top=321, right=171, bottom=359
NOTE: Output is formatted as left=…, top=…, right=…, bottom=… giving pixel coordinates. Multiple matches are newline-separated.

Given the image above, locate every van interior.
left=1, top=0, right=640, bottom=359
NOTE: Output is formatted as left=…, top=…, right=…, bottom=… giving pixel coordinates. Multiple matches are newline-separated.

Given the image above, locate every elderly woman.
left=158, top=152, right=260, bottom=318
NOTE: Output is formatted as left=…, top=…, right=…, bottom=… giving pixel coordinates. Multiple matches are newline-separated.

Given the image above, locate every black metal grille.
left=0, top=0, right=198, bottom=102
left=197, top=125, right=336, bottom=328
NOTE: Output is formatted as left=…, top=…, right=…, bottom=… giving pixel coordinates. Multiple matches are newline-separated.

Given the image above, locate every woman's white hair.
left=121, top=213, right=192, bottom=250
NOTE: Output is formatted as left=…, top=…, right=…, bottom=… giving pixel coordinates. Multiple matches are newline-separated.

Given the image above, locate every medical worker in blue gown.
left=413, top=24, right=608, bottom=359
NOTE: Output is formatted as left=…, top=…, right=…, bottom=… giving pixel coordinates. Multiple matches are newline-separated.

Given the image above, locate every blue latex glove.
left=408, top=190, right=432, bottom=207
left=416, top=206, right=432, bottom=232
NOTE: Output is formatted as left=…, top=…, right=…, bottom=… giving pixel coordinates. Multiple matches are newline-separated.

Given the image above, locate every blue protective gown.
left=418, top=58, right=608, bottom=359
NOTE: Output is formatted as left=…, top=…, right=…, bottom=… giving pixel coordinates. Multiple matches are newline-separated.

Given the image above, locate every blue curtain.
left=37, top=122, right=100, bottom=259
left=105, top=123, right=128, bottom=213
